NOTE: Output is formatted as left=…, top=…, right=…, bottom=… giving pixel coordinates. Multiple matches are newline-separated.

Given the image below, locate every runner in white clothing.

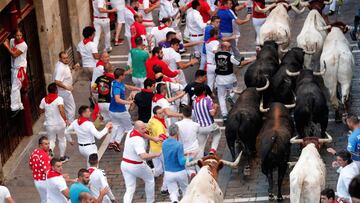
left=53, top=51, right=76, bottom=123
left=205, top=28, right=220, bottom=91
left=39, top=83, right=72, bottom=162
left=65, top=105, right=112, bottom=167
left=150, top=18, right=176, bottom=48
left=88, top=153, right=116, bottom=203
left=3, top=29, right=28, bottom=113
left=186, top=1, right=207, bottom=57
left=121, top=121, right=160, bottom=203
left=0, top=185, right=14, bottom=203
left=111, top=0, right=126, bottom=46
left=124, top=0, right=140, bottom=50
left=46, top=158, right=70, bottom=203
left=92, top=0, right=117, bottom=52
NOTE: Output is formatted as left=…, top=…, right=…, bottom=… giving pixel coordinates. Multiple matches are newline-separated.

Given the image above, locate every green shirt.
left=130, top=48, right=149, bottom=78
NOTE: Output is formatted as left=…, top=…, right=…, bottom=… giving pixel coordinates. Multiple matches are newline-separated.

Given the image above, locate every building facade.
left=0, top=0, right=92, bottom=168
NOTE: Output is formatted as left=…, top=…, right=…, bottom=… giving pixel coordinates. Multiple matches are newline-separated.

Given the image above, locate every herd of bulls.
left=224, top=0, right=354, bottom=202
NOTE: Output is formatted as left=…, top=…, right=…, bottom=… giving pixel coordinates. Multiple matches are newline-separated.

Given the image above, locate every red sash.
left=17, top=67, right=28, bottom=88
left=152, top=94, right=165, bottom=102
left=126, top=5, right=137, bottom=15
left=78, top=116, right=89, bottom=125
left=45, top=93, right=58, bottom=104
left=122, top=158, right=143, bottom=164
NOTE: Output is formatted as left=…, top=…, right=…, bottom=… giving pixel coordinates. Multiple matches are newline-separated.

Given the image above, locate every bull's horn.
left=318, top=25, right=332, bottom=31
left=284, top=103, right=296, bottom=109
left=318, top=132, right=333, bottom=143
left=299, top=0, right=309, bottom=7
left=221, top=151, right=243, bottom=168
left=259, top=96, right=269, bottom=113
left=186, top=158, right=200, bottom=167
left=286, top=69, right=300, bottom=76
left=313, top=63, right=326, bottom=76
left=304, top=49, right=316, bottom=55
left=290, top=136, right=304, bottom=144
left=287, top=161, right=297, bottom=168
left=324, top=0, right=333, bottom=5
left=256, top=78, right=270, bottom=91
left=279, top=47, right=289, bottom=53
left=290, top=5, right=305, bottom=14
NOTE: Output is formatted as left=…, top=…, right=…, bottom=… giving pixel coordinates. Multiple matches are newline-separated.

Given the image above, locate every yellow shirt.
left=147, top=117, right=167, bottom=153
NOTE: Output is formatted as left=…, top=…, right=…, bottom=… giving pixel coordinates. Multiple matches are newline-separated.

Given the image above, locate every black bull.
left=225, top=88, right=262, bottom=173
left=293, top=69, right=329, bottom=138
left=259, top=102, right=293, bottom=201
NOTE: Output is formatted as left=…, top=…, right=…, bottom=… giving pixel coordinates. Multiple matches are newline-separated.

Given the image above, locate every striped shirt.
left=193, top=95, right=214, bottom=127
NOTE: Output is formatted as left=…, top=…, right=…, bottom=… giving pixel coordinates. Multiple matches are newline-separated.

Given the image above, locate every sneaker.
left=114, top=39, right=124, bottom=46
left=160, top=190, right=169, bottom=196
left=106, top=47, right=112, bottom=53
left=60, top=156, right=70, bottom=163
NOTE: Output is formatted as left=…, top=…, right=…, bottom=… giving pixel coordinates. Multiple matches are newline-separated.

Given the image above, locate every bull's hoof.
left=277, top=196, right=284, bottom=202
left=243, top=166, right=251, bottom=176
left=268, top=193, right=275, bottom=201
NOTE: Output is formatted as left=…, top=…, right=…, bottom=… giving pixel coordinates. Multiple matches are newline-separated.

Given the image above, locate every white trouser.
left=94, top=18, right=111, bottom=50
left=132, top=77, right=146, bottom=88
left=207, top=64, right=216, bottom=91
left=252, top=18, right=266, bottom=46
left=58, top=90, right=75, bottom=122
left=34, top=180, right=47, bottom=203
left=121, top=161, right=155, bottom=203
left=198, top=123, right=221, bottom=156
left=164, top=170, right=188, bottom=202
left=152, top=153, right=167, bottom=191
left=217, top=83, right=236, bottom=117
left=10, top=67, right=24, bottom=111
left=126, top=36, right=132, bottom=51
left=200, top=51, right=206, bottom=70
left=189, top=35, right=204, bottom=55
left=98, top=102, right=111, bottom=123
left=79, top=144, right=98, bottom=168
left=45, top=124, right=67, bottom=157
left=109, top=111, right=133, bottom=143
left=185, top=148, right=201, bottom=175
left=221, top=32, right=241, bottom=59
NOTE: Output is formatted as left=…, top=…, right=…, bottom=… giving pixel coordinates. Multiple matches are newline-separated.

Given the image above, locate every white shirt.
left=150, top=26, right=176, bottom=45
left=111, top=0, right=125, bottom=9
left=39, top=96, right=66, bottom=126
left=65, top=120, right=108, bottom=144
left=139, top=0, right=153, bottom=22
left=46, top=175, right=68, bottom=203
left=0, top=186, right=11, bottom=203
left=151, top=97, right=170, bottom=117
left=162, top=47, right=181, bottom=71
left=10, top=38, right=28, bottom=69
left=77, top=40, right=98, bottom=68
left=122, top=130, right=146, bottom=162
left=215, top=54, right=241, bottom=85
left=93, top=0, right=108, bottom=18
left=89, top=167, right=115, bottom=203
left=124, top=8, right=136, bottom=37
left=159, top=0, right=178, bottom=20
left=92, top=63, right=104, bottom=85
left=176, top=118, right=199, bottom=151
left=205, top=40, right=220, bottom=65
left=53, top=61, right=73, bottom=92
left=186, top=9, right=206, bottom=35
left=336, top=162, right=360, bottom=200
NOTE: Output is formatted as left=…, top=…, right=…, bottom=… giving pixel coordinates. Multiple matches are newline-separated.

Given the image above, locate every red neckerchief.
left=126, top=5, right=137, bottom=15
left=139, top=0, right=144, bottom=4
left=207, top=37, right=217, bottom=43
left=104, top=73, right=114, bottom=79
left=96, top=60, right=105, bottom=67
left=130, top=129, right=143, bottom=138
left=195, top=94, right=206, bottom=103
left=142, top=88, right=153, bottom=93
left=154, top=115, right=167, bottom=129
left=158, top=24, right=168, bottom=30
left=78, top=116, right=89, bottom=125
left=83, top=38, right=92, bottom=45
left=14, top=38, right=25, bottom=46
left=219, top=5, right=230, bottom=10
left=47, top=170, right=62, bottom=179
left=45, top=93, right=58, bottom=104
left=88, top=167, right=95, bottom=175
left=152, top=94, right=165, bottom=102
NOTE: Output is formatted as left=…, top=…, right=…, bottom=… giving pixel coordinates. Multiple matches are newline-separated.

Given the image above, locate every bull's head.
left=299, top=0, right=333, bottom=9
left=186, top=151, right=243, bottom=179
left=259, top=95, right=295, bottom=113
left=290, top=132, right=333, bottom=149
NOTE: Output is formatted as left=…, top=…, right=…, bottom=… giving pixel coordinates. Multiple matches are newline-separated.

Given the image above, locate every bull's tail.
left=225, top=113, right=242, bottom=160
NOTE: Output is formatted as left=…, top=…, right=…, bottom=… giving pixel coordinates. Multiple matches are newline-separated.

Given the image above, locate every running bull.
left=181, top=152, right=242, bottom=203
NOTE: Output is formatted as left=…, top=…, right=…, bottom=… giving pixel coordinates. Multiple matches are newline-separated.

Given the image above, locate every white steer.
left=297, top=9, right=328, bottom=69
left=289, top=134, right=332, bottom=203
left=320, top=23, right=354, bottom=121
